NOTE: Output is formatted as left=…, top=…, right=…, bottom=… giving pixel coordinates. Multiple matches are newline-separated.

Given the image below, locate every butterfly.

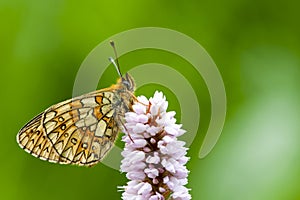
left=16, top=41, right=136, bottom=167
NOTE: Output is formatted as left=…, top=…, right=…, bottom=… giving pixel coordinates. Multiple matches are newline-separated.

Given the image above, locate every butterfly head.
left=121, top=73, right=135, bottom=92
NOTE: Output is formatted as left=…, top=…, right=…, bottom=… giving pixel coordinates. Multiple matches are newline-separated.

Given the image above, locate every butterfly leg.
left=129, top=92, right=149, bottom=107
left=115, top=112, right=135, bottom=143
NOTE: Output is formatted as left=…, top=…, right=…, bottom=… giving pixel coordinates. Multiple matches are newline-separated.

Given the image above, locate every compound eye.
left=123, top=80, right=131, bottom=89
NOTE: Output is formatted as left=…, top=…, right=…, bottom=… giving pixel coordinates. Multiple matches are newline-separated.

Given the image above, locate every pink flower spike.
left=120, top=91, right=191, bottom=200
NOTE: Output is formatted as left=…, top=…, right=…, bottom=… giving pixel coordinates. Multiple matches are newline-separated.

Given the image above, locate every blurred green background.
left=1, top=0, right=300, bottom=199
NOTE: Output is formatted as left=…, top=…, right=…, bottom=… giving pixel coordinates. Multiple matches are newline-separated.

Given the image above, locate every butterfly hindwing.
left=17, top=91, right=119, bottom=167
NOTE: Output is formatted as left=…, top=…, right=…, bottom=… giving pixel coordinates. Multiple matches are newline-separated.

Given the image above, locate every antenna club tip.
left=109, top=40, right=115, bottom=47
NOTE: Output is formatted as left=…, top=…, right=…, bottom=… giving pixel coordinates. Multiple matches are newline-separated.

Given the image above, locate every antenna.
left=109, top=57, right=122, bottom=77
left=109, top=40, right=122, bottom=77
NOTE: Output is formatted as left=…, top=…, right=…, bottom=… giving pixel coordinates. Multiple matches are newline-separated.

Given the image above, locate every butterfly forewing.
left=17, top=74, right=135, bottom=167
